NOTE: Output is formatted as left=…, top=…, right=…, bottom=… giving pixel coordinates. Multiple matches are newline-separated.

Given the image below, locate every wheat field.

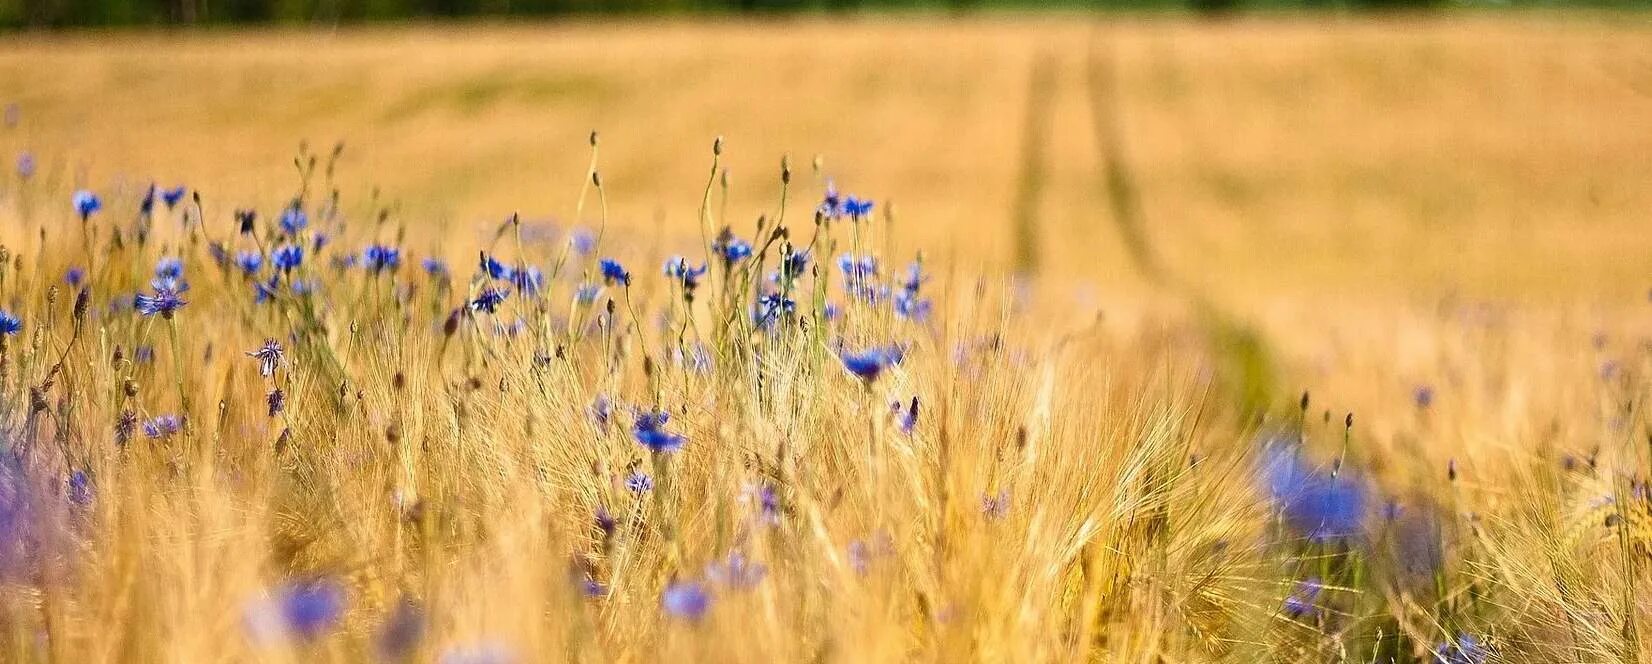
left=0, top=15, right=1646, bottom=663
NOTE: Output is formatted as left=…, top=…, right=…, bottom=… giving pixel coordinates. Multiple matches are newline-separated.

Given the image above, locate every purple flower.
left=511, top=265, right=544, bottom=297
left=155, top=256, right=184, bottom=281
left=981, top=490, right=1010, bottom=520
left=479, top=253, right=514, bottom=281
left=160, top=186, right=186, bottom=208
left=64, top=267, right=84, bottom=287
left=1413, top=385, right=1435, bottom=409
left=1260, top=444, right=1367, bottom=542
left=599, top=258, right=631, bottom=287
left=15, top=152, right=34, bottom=179
left=422, top=257, right=448, bottom=276
left=892, top=397, right=918, bottom=435
left=625, top=469, right=653, bottom=493
left=632, top=409, right=685, bottom=453
left=134, top=286, right=187, bottom=318
left=67, top=470, right=93, bottom=506
left=470, top=287, right=510, bottom=314
left=278, top=204, right=308, bottom=236
left=837, top=345, right=905, bottom=382
left=142, top=415, right=182, bottom=439
left=661, top=581, right=710, bottom=621
left=1432, top=633, right=1489, bottom=664
left=246, top=579, right=345, bottom=643
left=1282, top=577, right=1321, bottom=618
left=363, top=244, right=401, bottom=273
left=272, top=244, right=304, bottom=272
left=706, top=551, right=766, bottom=590
left=569, top=229, right=596, bottom=255
left=72, top=190, right=101, bottom=220
left=235, top=251, right=263, bottom=275
left=663, top=256, right=707, bottom=290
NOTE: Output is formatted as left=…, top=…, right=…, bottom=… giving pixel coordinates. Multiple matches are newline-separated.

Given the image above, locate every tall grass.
left=0, top=127, right=1645, bottom=664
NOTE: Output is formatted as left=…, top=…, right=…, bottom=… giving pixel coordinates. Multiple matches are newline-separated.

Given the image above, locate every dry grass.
left=0, top=14, right=1644, bottom=663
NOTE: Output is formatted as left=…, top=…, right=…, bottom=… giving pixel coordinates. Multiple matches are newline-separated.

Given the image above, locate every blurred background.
left=0, top=13, right=1648, bottom=314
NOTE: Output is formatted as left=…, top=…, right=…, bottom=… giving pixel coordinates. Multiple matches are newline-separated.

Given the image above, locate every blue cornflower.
left=573, top=283, right=601, bottom=305
left=363, top=244, right=401, bottom=273
left=894, top=290, right=932, bottom=322
left=754, top=293, right=795, bottom=328
left=155, top=256, right=184, bottom=281
left=278, top=204, right=308, bottom=236
left=134, top=346, right=155, bottom=364
left=272, top=244, right=304, bottom=272
left=160, top=186, right=186, bottom=208
left=135, top=285, right=187, bottom=318
left=632, top=409, right=685, bottom=453
left=64, top=267, right=84, bottom=287
left=843, top=195, right=874, bottom=218
left=1260, top=444, right=1368, bottom=542
left=836, top=253, right=878, bottom=288
left=1414, top=385, right=1435, bottom=409
left=421, top=257, right=448, bottom=276
left=663, top=256, right=707, bottom=290
left=899, top=262, right=925, bottom=293
left=706, top=551, right=767, bottom=590
left=589, top=395, right=613, bottom=430
left=246, top=579, right=345, bottom=644
left=741, top=482, right=781, bottom=525
left=511, top=266, right=544, bottom=297
left=1283, top=577, right=1321, bottom=618
left=714, top=236, right=753, bottom=264
left=72, top=190, right=101, bottom=220
left=837, top=345, right=905, bottom=382
left=0, top=310, right=21, bottom=336
left=1432, top=633, right=1489, bottom=664
left=16, top=152, right=34, bottom=179
left=312, top=232, right=329, bottom=252
left=625, top=469, right=653, bottom=494
left=779, top=251, right=809, bottom=280
left=68, top=469, right=93, bottom=506
left=139, top=185, right=156, bottom=215
left=470, top=287, right=510, bottom=314
left=570, top=229, right=596, bottom=254
left=892, top=397, right=918, bottom=435
left=142, top=414, right=182, bottom=438
left=661, top=582, right=710, bottom=622
left=479, top=253, right=514, bottom=281
left=235, top=251, right=263, bottom=275
left=599, top=258, right=631, bottom=287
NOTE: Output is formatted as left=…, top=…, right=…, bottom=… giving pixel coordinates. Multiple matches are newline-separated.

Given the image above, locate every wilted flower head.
left=247, top=339, right=283, bottom=377
left=662, top=581, right=711, bottom=621
left=72, top=190, right=101, bottom=219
